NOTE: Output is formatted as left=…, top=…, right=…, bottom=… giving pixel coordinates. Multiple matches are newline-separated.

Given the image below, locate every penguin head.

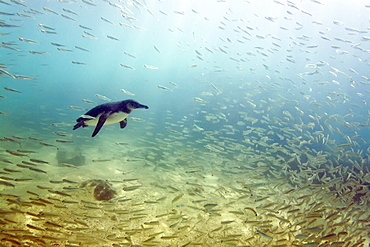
left=125, top=99, right=149, bottom=110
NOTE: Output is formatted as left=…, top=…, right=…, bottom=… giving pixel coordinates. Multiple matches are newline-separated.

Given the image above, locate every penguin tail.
left=73, top=121, right=84, bottom=130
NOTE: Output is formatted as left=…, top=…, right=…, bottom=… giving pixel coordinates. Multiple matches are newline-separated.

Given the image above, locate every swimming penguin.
left=73, top=99, right=148, bottom=137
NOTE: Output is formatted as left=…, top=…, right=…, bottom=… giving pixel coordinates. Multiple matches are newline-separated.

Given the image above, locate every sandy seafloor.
left=1, top=115, right=369, bottom=246
left=1, top=0, right=370, bottom=246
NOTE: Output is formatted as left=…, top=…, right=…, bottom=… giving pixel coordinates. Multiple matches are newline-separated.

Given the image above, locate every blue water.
left=1, top=0, right=370, bottom=245
left=1, top=1, right=369, bottom=143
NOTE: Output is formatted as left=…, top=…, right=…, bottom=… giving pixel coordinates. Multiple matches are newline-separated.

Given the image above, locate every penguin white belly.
left=84, top=112, right=129, bottom=126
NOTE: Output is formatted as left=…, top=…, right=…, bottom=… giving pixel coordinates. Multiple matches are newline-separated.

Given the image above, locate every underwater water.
left=1, top=0, right=370, bottom=246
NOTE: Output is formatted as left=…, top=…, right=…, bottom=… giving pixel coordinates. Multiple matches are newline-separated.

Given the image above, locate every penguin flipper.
left=119, top=119, right=127, bottom=129
left=92, top=111, right=111, bottom=137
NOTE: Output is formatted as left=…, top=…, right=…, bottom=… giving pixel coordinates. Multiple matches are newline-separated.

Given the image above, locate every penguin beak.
left=127, top=100, right=149, bottom=110
left=136, top=103, right=149, bottom=109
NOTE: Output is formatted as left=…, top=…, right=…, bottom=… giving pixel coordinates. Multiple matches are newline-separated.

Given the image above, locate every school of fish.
left=0, top=0, right=369, bottom=246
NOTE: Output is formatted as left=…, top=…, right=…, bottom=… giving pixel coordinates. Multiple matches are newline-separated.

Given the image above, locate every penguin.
left=73, top=99, right=148, bottom=137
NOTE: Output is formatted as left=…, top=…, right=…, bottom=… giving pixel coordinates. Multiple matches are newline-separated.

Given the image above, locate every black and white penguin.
left=73, top=99, right=148, bottom=137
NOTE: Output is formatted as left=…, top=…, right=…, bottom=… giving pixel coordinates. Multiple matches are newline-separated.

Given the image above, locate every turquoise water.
left=0, top=0, right=369, bottom=246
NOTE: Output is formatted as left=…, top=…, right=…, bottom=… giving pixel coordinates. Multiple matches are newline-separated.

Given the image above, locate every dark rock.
left=56, top=149, right=85, bottom=166
left=80, top=179, right=116, bottom=201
